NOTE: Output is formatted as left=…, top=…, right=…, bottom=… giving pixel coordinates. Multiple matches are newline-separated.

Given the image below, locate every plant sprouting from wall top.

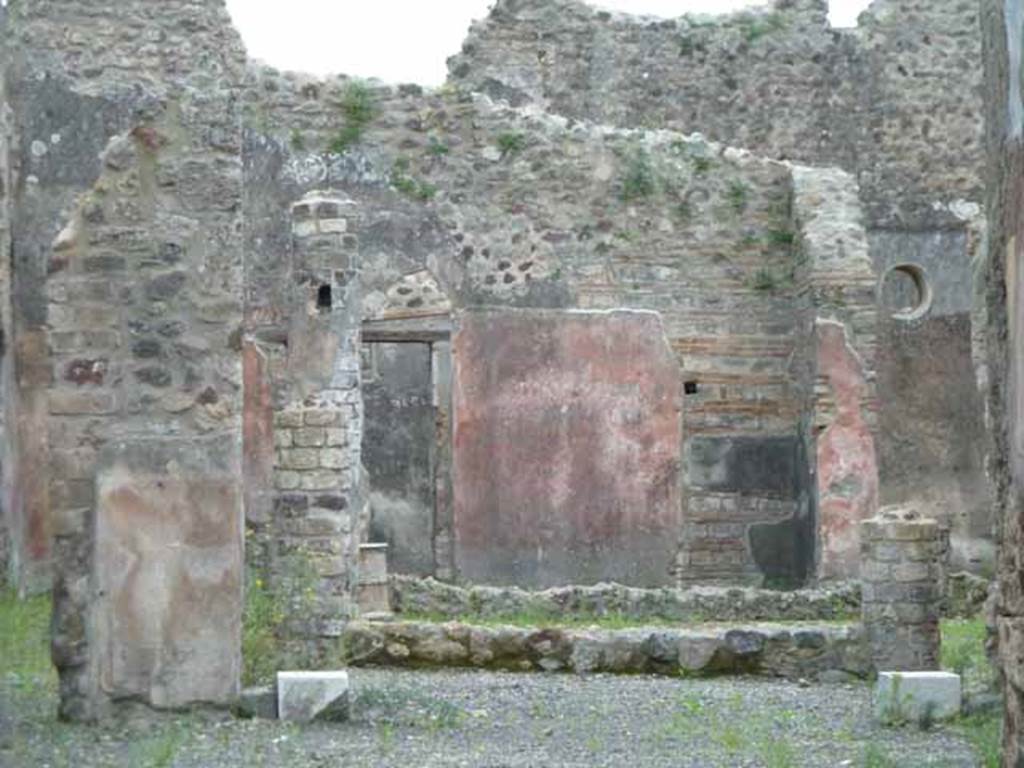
left=328, top=80, right=377, bottom=155
left=738, top=12, right=787, bottom=43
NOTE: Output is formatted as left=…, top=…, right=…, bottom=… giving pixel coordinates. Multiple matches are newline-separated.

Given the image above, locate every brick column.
left=860, top=507, right=946, bottom=672
left=270, top=193, right=364, bottom=642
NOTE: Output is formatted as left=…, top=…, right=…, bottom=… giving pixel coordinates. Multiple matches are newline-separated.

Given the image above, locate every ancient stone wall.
left=1, top=0, right=248, bottom=600
left=449, top=0, right=993, bottom=574
left=981, top=0, right=1024, bottom=762
left=243, top=66, right=872, bottom=587
left=449, top=0, right=983, bottom=229
left=1, top=0, right=248, bottom=719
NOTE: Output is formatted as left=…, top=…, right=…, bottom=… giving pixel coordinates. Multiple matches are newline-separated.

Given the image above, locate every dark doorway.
left=361, top=341, right=436, bottom=576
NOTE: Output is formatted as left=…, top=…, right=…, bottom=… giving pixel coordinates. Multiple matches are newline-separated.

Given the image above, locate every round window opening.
left=880, top=263, right=932, bottom=321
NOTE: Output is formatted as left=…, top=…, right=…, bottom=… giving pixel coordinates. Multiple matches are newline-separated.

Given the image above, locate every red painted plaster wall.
left=452, top=309, right=682, bottom=588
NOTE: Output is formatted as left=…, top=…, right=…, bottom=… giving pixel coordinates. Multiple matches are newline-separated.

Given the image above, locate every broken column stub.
left=860, top=506, right=946, bottom=672
left=277, top=671, right=350, bottom=722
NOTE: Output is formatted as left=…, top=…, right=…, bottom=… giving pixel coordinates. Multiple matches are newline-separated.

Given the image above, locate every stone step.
left=341, top=619, right=869, bottom=680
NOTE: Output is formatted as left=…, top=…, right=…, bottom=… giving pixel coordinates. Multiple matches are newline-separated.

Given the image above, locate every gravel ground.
left=0, top=668, right=984, bottom=767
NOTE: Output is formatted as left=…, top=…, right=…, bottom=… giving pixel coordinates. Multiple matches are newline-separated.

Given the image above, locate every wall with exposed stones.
left=1, top=0, right=249, bottom=719
left=449, top=0, right=993, bottom=574
left=241, top=64, right=882, bottom=588
left=981, top=0, right=1024, bottom=763
left=0, top=0, right=889, bottom=622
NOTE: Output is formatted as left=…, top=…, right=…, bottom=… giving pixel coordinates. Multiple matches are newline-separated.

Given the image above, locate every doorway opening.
left=360, top=317, right=453, bottom=579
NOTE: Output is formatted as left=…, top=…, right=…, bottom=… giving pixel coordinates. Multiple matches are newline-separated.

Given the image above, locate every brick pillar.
left=860, top=507, right=946, bottom=672
left=270, top=193, right=364, bottom=643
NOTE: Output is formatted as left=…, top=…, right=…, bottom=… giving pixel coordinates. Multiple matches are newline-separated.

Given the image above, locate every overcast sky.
left=226, top=0, right=873, bottom=85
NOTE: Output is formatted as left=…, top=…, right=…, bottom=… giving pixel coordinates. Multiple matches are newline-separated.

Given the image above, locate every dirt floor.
left=0, top=593, right=999, bottom=767
left=0, top=666, right=997, bottom=767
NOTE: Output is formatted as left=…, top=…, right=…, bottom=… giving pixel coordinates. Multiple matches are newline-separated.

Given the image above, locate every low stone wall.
left=390, top=576, right=861, bottom=624
left=342, top=620, right=869, bottom=680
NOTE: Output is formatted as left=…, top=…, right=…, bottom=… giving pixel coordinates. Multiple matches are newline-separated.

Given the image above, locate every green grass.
left=941, top=619, right=994, bottom=688
left=241, top=570, right=287, bottom=686
left=958, top=711, right=1001, bottom=768
left=941, top=619, right=1001, bottom=767
left=129, top=725, right=187, bottom=768
left=0, top=588, right=55, bottom=691
left=242, top=552, right=324, bottom=685
left=862, top=742, right=897, bottom=767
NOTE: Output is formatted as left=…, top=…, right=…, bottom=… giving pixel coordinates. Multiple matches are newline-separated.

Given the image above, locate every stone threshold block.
left=277, top=671, right=350, bottom=723
left=874, top=671, right=962, bottom=724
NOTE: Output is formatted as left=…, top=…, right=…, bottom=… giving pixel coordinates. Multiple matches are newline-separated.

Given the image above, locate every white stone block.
left=277, top=671, right=350, bottom=723
left=874, top=671, right=961, bottom=724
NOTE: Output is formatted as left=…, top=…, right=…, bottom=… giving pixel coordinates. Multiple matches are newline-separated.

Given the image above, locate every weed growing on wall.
left=727, top=180, right=750, bottom=213
left=327, top=80, right=377, bottom=154
left=390, top=157, right=438, bottom=201
left=738, top=12, right=787, bottom=43
left=766, top=228, right=796, bottom=247
left=620, top=147, right=657, bottom=201
left=496, top=131, right=527, bottom=158
left=426, top=136, right=450, bottom=157
left=750, top=268, right=779, bottom=292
